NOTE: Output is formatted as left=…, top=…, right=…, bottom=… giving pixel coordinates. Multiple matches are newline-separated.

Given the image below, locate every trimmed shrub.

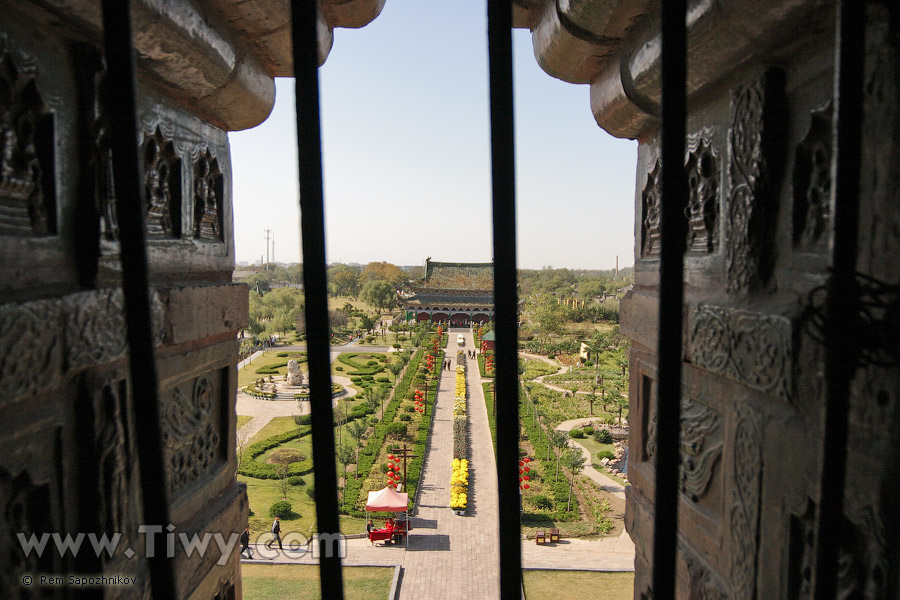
left=597, top=450, right=616, bottom=461
left=399, top=414, right=411, bottom=422
left=529, top=494, right=554, bottom=510
left=570, top=428, right=585, bottom=439
left=305, top=485, right=315, bottom=500
left=583, top=425, right=595, bottom=435
left=269, top=501, right=292, bottom=518
left=335, top=366, right=344, bottom=371
left=386, top=422, right=408, bottom=438
left=287, top=476, right=305, bottom=486
left=376, top=376, right=390, bottom=383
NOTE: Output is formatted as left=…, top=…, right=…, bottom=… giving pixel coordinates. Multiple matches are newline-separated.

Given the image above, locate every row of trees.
left=518, top=266, right=633, bottom=298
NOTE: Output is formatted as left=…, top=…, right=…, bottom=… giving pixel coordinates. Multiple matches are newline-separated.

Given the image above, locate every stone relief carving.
left=646, top=395, right=722, bottom=503
left=686, top=551, right=729, bottom=600
left=193, top=151, right=223, bottom=242
left=65, top=288, right=166, bottom=370
left=161, top=374, right=221, bottom=494
left=0, top=34, right=55, bottom=237
left=726, top=70, right=784, bottom=293
left=687, top=304, right=792, bottom=400
left=142, top=128, right=181, bottom=239
left=0, top=299, right=61, bottom=403
left=0, top=467, right=55, bottom=598
left=685, top=132, right=719, bottom=255
left=641, top=159, right=662, bottom=258
left=793, top=103, right=832, bottom=252
left=91, top=67, right=119, bottom=243
left=832, top=491, right=894, bottom=600
left=729, top=405, right=763, bottom=600
left=787, top=497, right=816, bottom=600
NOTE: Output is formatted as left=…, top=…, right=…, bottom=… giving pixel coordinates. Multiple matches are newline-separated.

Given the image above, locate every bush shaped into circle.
left=269, top=501, right=292, bottom=518
left=569, top=428, right=585, bottom=439
left=582, top=425, right=595, bottom=435
left=597, top=450, right=616, bottom=461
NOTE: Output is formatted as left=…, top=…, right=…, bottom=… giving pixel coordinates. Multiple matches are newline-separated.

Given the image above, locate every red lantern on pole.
left=523, top=484, right=530, bottom=489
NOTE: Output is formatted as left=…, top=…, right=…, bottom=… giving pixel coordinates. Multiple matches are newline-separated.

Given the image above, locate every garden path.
left=555, top=418, right=626, bottom=499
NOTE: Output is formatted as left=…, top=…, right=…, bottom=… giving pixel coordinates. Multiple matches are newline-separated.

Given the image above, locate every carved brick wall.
left=0, top=5, right=247, bottom=599
left=623, top=6, right=900, bottom=598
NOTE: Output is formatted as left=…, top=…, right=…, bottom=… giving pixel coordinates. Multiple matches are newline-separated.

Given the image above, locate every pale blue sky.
left=229, top=1, right=637, bottom=270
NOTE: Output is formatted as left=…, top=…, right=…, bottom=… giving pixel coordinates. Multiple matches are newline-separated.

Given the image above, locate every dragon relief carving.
left=0, top=35, right=55, bottom=237
left=688, top=304, right=792, bottom=400
left=161, top=375, right=221, bottom=494
left=646, top=395, right=722, bottom=502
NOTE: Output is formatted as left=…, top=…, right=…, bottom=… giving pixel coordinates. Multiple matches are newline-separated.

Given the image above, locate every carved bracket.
left=685, top=130, right=719, bottom=255
left=686, top=304, right=792, bottom=400
left=792, top=103, right=833, bottom=252
left=142, top=128, right=182, bottom=239
left=193, top=150, right=223, bottom=243
left=641, top=159, right=662, bottom=258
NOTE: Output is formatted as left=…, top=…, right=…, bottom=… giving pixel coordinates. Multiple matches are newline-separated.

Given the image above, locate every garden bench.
left=549, top=528, right=560, bottom=543
left=535, top=530, right=546, bottom=545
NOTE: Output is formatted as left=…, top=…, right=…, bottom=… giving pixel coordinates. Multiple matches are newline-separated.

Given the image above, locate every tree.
left=364, top=392, right=380, bottom=416
left=359, top=313, right=375, bottom=332
left=616, top=392, right=628, bottom=425
left=550, top=430, right=569, bottom=482
left=333, top=401, right=346, bottom=446
left=589, top=384, right=598, bottom=416
left=346, top=420, right=367, bottom=479
left=359, top=261, right=405, bottom=286
left=360, top=280, right=395, bottom=314
left=328, top=264, right=361, bottom=298
left=562, top=448, right=586, bottom=511
left=368, top=386, right=387, bottom=421
left=329, top=309, right=349, bottom=334
left=529, top=294, right=568, bottom=351
left=336, top=444, right=355, bottom=505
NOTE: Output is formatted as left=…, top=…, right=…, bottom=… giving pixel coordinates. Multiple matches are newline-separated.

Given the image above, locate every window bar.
left=99, top=1, right=176, bottom=597
left=652, top=1, right=688, bottom=598
left=487, top=1, right=522, bottom=597
left=289, top=1, right=344, bottom=596
left=813, top=2, right=865, bottom=598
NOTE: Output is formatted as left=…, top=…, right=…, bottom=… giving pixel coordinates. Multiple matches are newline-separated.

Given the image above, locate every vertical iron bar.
left=813, top=2, right=865, bottom=598
left=289, top=2, right=344, bottom=596
left=99, top=1, right=176, bottom=597
left=487, top=1, right=522, bottom=597
left=653, top=1, right=688, bottom=598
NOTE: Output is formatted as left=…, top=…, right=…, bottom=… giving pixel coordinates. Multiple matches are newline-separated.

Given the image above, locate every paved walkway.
left=240, top=333, right=635, bottom=593
left=555, top=418, right=627, bottom=499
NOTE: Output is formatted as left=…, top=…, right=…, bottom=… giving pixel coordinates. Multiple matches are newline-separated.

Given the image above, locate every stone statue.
left=286, top=359, right=304, bottom=386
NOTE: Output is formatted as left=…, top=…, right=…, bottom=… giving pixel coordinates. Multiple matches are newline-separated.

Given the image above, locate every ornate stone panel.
left=729, top=405, right=763, bottom=600
left=161, top=371, right=225, bottom=495
left=646, top=395, right=723, bottom=503
left=685, top=131, right=719, bottom=255
left=0, top=34, right=55, bottom=237
left=786, top=496, right=816, bottom=600
left=90, top=66, right=119, bottom=245
left=686, top=304, right=792, bottom=400
left=193, top=150, right=224, bottom=242
left=0, top=298, right=62, bottom=403
left=64, top=288, right=166, bottom=370
left=686, top=550, right=729, bottom=600
left=792, top=103, right=833, bottom=253
left=726, top=69, right=785, bottom=293
left=0, top=467, right=55, bottom=598
left=837, top=491, right=893, bottom=600
left=142, top=127, right=182, bottom=239
left=641, top=158, right=662, bottom=258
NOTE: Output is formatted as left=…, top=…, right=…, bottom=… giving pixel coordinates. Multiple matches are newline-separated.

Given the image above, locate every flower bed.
left=242, top=385, right=276, bottom=400
left=451, top=352, right=469, bottom=512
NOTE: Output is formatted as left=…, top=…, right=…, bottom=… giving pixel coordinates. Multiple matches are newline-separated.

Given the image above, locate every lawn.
left=237, top=415, right=253, bottom=430
left=577, top=434, right=628, bottom=487
left=523, top=570, right=633, bottom=600
left=241, top=564, right=393, bottom=600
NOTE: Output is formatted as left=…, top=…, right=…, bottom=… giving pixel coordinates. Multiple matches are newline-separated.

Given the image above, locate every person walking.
left=265, top=516, right=282, bottom=550
left=240, top=526, right=253, bottom=559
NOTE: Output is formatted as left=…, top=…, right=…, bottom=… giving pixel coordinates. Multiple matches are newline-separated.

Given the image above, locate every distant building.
left=400, top=259, right=494, bottom=325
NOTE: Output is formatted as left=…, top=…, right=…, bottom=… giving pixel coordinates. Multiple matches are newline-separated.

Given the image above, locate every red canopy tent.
left=365, top=486, right=411, bottom=546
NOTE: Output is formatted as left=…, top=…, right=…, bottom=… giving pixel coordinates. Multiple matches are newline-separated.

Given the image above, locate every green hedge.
left=237, top=427, right=314, bottom=479
left=341, top=349, right=431, bottom=516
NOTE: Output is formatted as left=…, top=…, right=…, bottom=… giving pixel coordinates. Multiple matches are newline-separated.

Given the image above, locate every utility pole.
left=264, top=228, right=271, bottom=270
left=271, top=229, right=275, bottom=265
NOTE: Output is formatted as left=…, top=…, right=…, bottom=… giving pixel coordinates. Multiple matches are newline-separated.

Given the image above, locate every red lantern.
left=523, top=457, right=531, bottom=463
left=518, top=461, right=524, bottom=466
left=523, top=484, right=530, bottom=489
left=519, top=469, right=523, bottom=474
left=523, top=475, right=530, bottom=481
left=388, top=454, right=395, bottom=460
left=524, top=467, right=530, bottom=472
left=387, top=463, right=394, bottom=470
